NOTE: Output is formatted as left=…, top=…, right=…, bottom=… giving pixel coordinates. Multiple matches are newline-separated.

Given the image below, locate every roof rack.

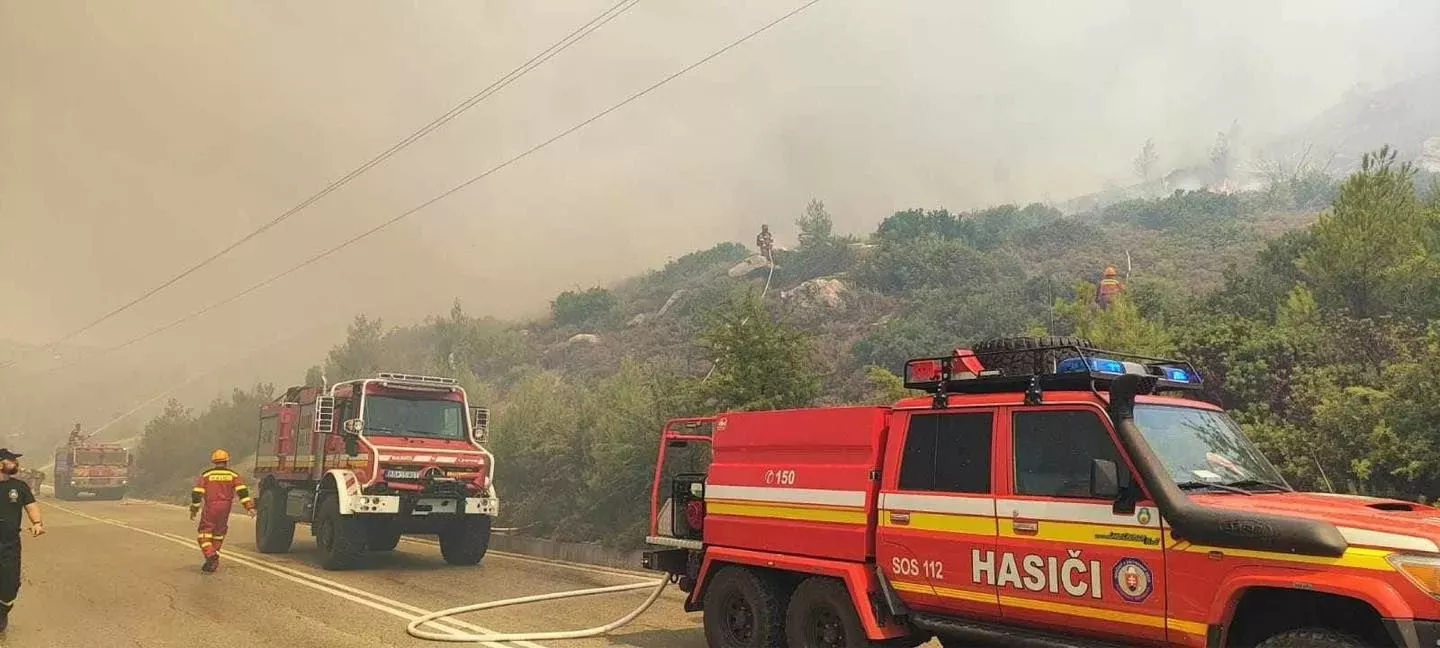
left=903, top=344, right=1202, bottom=408
left=374, top=372, right=459, bottom=390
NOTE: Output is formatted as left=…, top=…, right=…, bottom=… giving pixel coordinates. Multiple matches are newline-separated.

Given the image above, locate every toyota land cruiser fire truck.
left=53, top=441, right=131, bottom=500
left=252, top=372, right=498, bottom=570
left=642, top=337, right=1440, bottom=648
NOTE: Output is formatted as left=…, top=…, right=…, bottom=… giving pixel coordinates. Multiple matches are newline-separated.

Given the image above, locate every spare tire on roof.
left=969, top=336, right=1094, bottom=377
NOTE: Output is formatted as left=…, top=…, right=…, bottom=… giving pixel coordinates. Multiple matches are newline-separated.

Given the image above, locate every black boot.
left=0, top=603, right=11, bottom=632
left=201, top=555, right=218, bottom=573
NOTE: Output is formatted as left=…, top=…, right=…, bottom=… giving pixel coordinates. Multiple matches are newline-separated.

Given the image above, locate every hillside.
left=126, top=147, right=1440, bottom=548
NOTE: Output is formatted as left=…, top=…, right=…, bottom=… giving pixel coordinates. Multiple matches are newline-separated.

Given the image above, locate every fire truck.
left=252, top=372, right=498, bottom=570
left=642, top=337, right=1440, bottom=648
left=52, top=441, right=131, bottom=500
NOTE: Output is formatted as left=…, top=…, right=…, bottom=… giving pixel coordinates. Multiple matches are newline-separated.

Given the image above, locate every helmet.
left=210, top=449, right=230, bottom=464
left=1103, top=266, right=1119, bottom=278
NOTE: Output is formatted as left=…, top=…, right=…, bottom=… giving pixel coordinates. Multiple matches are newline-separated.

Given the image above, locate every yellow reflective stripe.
left=881, top=510, right=996, bottom=537
left=211, top=535, right=225, bottom=540
left=1001, top=519, right=1163, bottom=551
left=1165, top=530, right=1395, bottom=571
left=1167, top=618, right=1209, bottom=636
left=1000, top=594, right=1165, bottom=629
left=892, top=579, right=997, bottom=604
left=705, top=500, right=867, bottom=525
left=199, top=542, right=213, bottom=548
left=192, top=488, right=206, bottom=493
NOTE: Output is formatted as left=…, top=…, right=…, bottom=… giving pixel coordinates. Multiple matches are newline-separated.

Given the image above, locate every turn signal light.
left=1389, top=554, right=1440, bottom=599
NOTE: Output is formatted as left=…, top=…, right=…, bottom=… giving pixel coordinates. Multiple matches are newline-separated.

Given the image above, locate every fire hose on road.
left=404, top=577, right=670, bottom=642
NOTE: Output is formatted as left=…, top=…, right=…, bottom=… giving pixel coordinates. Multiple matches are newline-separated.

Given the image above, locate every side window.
left=897, top=412, right=994, bottom=494
left=1013, top=410, right=1123, bottom=499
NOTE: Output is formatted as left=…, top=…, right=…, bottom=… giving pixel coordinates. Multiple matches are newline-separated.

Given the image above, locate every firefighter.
left=0, top=449, right=44, bottom=633
left=756, top=224, right=774, bottom=264
left=1097, top=265, right=1124, bottom=309
left=66, top=423, right=84, bottom=446
left=189, top=449, right=255, bottom=573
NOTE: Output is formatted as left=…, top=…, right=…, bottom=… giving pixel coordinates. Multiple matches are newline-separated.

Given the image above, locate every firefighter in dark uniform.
left=190, top=449, right=255, bottom=572
left=0, top=448, right=44, bottom=632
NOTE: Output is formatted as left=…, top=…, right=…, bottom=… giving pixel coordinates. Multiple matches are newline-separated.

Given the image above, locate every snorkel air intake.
left=1107, top=374, right=1348, bottom=558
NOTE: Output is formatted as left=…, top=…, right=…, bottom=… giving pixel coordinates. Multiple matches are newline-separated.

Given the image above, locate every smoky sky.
left=2, top=0, right=1438, bottom=440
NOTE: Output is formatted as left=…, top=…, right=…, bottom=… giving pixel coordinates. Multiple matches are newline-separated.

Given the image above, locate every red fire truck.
left=252, top=372, right=498, bottom=570
left=642, top=338, right=1440, bottom=648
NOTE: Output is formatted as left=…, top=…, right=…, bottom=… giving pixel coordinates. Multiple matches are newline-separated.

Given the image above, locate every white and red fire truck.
left=252, top=372, right=498, bottom=570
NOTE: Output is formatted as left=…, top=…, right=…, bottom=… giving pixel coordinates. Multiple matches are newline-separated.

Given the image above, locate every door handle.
left=889, top=511, right=912, bottom=526
left=1012, top=517, right=1039, bottom=535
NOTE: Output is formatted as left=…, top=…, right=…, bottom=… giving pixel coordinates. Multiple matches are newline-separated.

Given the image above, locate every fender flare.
left=319, top=469, right=363, bottom=515
left=691, top=546, right=911, bottom=641
left=1209, top=567, right=1413, bottom=635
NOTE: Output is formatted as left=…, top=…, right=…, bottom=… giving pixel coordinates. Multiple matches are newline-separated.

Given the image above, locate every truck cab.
left=253, top=372, right=499, bottom=570
left=642, top=339, right=1440, bottom=648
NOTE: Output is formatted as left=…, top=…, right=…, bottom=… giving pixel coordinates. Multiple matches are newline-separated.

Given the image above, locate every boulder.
left=656, top=289, right=686, bottom=318
left=781, top=277, right=848, bottom=310
left=727, top=254, right=774, bottom=278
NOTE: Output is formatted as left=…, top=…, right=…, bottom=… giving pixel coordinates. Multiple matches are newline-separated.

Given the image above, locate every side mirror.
left=341, top=418, right=364, bottom=435
left=469, top=406, right=489, bottom=445
left=1091, top=458, right=1121, bottom=499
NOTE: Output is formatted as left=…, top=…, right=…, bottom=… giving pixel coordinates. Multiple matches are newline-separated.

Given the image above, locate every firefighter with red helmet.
left=189, top=449, right=255, bottom=572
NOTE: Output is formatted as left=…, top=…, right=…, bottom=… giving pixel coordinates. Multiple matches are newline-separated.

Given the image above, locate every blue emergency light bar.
left=902, top=344, right=1203, bottom=397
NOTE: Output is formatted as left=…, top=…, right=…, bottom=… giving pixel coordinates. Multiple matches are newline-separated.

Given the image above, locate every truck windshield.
left=1134, top=404, right=1290, bottom=492
left=74, top=451, right=128, bottom=466
left=363, top=395, right=465, bottom=440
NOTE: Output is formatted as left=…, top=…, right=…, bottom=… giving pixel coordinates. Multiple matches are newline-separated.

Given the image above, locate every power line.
left=29, top=0, right=824, bottom=378
left=0, top=0, right=641, bottom=370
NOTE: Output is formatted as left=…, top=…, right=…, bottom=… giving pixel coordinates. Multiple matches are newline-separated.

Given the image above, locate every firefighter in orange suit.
left=189, top=449, right=255, bottom=572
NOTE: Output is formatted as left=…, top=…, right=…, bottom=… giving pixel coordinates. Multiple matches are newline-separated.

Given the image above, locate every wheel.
left=365, top=521, right=402, bottom=552
left=702, top=566, right=787, bottom=648
left=255, top=485, right=296, bottom=554
left=970, top=335, right=1094, bottom=377
left=1255, top=628, right=1375, bottom=647
left=313, top=493, right=366, bottom=570
left=438, top=515, right=491, bottom=565
left=784, top=577, right=876, bottom=648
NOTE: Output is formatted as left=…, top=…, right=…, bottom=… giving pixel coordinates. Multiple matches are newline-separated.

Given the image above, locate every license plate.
left=384, top=469, right=421, bottom=479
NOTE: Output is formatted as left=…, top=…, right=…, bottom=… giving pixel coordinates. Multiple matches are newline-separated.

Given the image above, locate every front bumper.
left=351, top=494, right=499, bottom=516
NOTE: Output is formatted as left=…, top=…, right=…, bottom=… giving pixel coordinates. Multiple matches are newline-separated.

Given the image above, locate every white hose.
left=405, top=577, right=670, bottom=643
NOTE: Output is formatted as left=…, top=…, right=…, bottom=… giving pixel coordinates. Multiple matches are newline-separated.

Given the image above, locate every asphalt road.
left=6, top=490, right=712, bottom=648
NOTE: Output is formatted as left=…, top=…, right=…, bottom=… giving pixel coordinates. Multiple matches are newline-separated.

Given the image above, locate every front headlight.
left=1388, top=554, right=1440, bottom=598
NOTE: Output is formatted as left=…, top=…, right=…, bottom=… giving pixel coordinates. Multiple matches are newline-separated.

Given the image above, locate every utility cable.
left=28, top=0, right=823, bottom=379
left=0, top=0, right=640, bottom=370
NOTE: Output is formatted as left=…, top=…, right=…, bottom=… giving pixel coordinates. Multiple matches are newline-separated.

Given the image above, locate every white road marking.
left=114, top=494, right=656, bottom=580
left=49, top=502, right=545, bottom=648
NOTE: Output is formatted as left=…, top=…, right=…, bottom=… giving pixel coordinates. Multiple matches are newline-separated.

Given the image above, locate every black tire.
left=365, top=521, right=402, bottom=552
left=1255, top=628, right=1374, bottom=648
left=255, top=485, right=296, bottom=554
left=438, top=515, right=492, bottom=565
left=784, top=577, right=876, bottom=648
left=313, top=493, right=366, bottom=570
left=702, top=566, right=787, bottom=648
left=970, top=335, right=1094, bottom=377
